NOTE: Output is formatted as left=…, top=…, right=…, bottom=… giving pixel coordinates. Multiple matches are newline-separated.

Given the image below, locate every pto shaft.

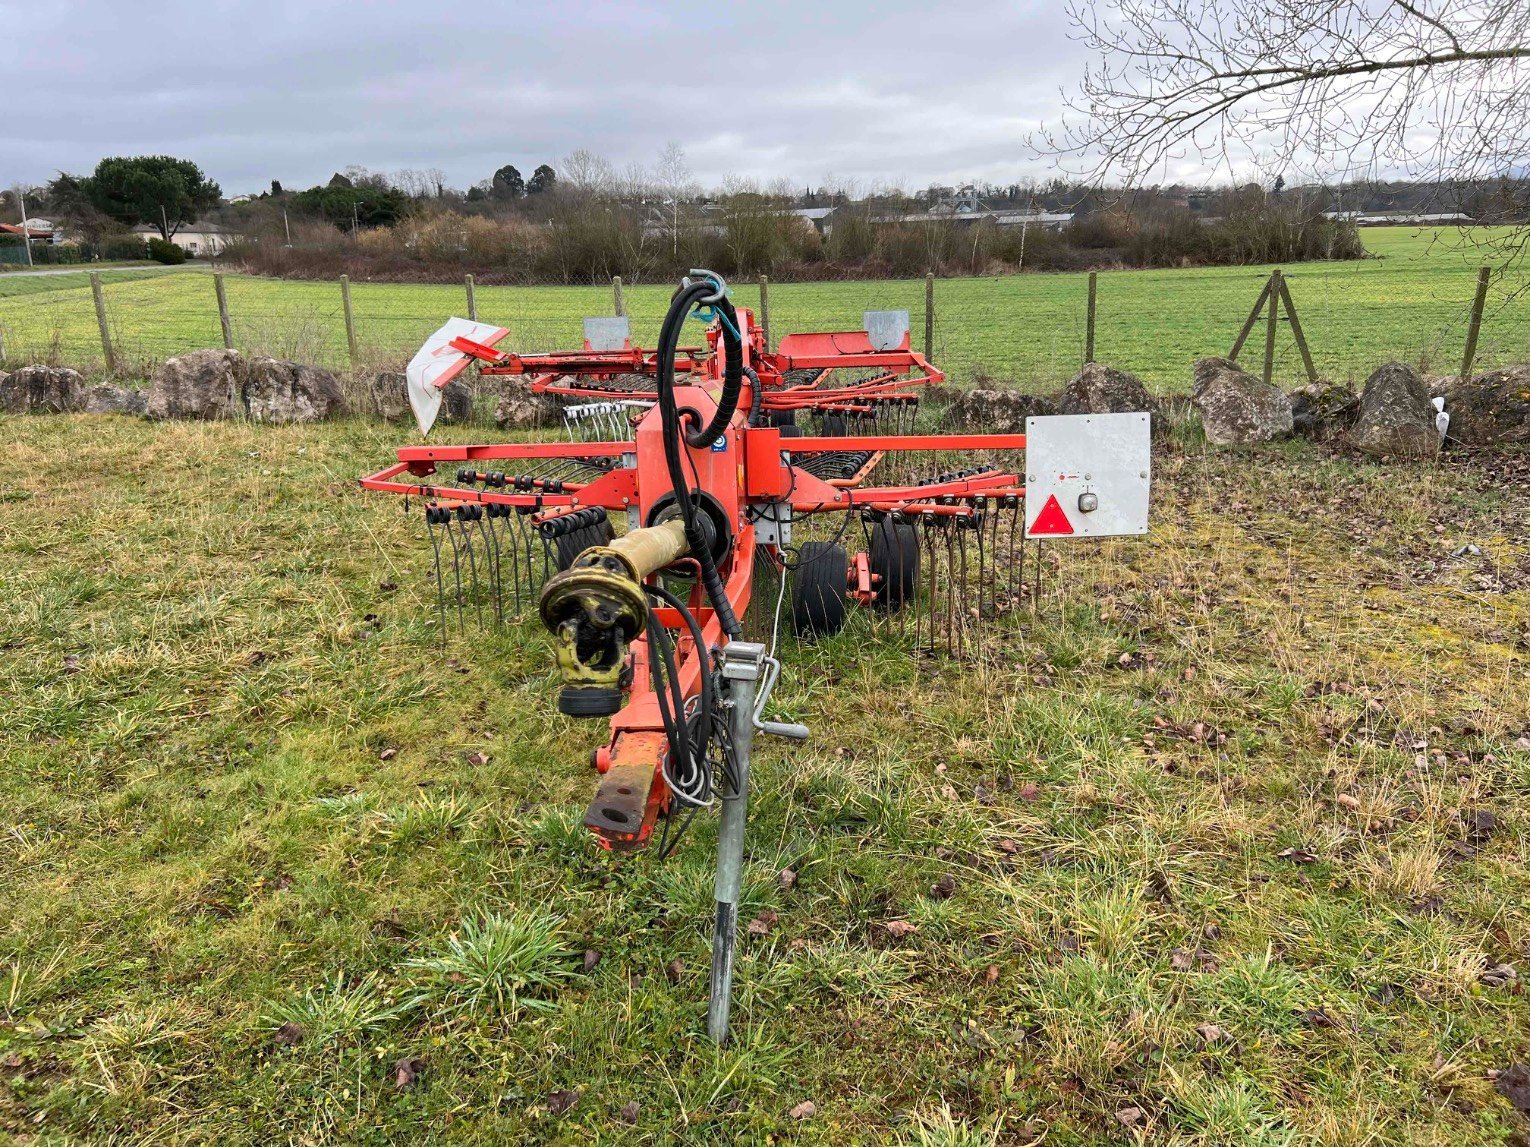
left=538, top=518, right=690, bottom=717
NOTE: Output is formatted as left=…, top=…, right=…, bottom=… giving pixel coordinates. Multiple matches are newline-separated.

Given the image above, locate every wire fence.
left=0, top=258, right=1525, bottom=395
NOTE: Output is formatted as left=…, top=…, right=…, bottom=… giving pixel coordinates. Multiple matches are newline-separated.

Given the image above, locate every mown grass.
left=1, top=413, right=1526, bottom=1144
left=0, top=229, right=1525, bottom=390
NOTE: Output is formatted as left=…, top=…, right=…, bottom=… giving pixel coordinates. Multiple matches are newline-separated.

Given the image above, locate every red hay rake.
left=361, top=271, right=1151, bottom=1042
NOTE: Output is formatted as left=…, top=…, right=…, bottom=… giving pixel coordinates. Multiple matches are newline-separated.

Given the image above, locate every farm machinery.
left=361, top=271, right=1151, bottom=1041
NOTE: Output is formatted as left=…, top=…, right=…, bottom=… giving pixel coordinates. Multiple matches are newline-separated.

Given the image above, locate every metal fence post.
left=1084, top=271, right=1098, bottom=365
left=1262, top=268, right=1282, bottom=386
left=214, top=273, right=234, bottom=350
left=90, top=272, right=117, bottom=374
left=1461, top=265, right=1490, bottom=381
left=465, top=273, right=477, bottom=322
left=612, top=275, right=625, bottom=317
left=340, top=274, right=359, bottom=367
left=924, top=272, right=935, bottom=362
left=758, top=274, right=771, bottom=351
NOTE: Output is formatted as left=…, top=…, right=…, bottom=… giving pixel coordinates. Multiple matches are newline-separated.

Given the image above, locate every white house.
left=130, top=221, right=242, bottom=256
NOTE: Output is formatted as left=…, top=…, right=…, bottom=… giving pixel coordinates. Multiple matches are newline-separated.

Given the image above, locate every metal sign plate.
left=584, top=316, right=631, bottom=351
left=863, top=310, right=910, bottom=351
left=1024, top=412, right=1151, bottom=539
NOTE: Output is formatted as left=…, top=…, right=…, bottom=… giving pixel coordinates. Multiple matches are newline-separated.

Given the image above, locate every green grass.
left=1, top=414, right=1526, bottom=1143
left=0, top=230, right=1525, bottom=390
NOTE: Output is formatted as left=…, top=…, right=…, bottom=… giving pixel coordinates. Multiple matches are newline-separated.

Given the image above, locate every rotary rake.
left=361, top=270, right=1151, bottom=1042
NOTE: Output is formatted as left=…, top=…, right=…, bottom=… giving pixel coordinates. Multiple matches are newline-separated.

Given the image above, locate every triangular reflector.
left=1029, top=493, right=1075, bottom=536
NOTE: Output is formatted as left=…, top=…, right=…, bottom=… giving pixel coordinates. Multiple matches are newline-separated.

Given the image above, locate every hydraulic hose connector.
left=538, top=519, right=690, bottom=717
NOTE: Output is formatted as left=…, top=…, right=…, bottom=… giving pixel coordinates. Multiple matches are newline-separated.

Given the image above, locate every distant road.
left=0, top=263, right=210, bottom=279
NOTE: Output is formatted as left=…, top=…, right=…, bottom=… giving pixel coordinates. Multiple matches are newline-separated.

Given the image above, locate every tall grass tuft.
left=404, top=910, right=577, bottom=1020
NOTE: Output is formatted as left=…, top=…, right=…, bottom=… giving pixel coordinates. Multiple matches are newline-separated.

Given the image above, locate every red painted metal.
left=365, top=304, right=1039, bottom=851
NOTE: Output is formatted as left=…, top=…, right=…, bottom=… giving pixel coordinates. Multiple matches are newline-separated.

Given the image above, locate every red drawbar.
left=1029, top=493, right=1075, bottom=536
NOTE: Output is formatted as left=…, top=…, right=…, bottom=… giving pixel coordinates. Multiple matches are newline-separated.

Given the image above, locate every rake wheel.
left=869, top=518, right=919, bottom=610
left=791, top=542, right=848, bottom=638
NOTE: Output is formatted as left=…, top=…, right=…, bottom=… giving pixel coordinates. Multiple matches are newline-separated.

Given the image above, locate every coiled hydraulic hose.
left=653, top=277, right=744, bottom=638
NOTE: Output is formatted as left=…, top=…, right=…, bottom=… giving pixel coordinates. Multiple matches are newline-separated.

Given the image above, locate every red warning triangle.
left=1029, top=493, right=1075, bottom=536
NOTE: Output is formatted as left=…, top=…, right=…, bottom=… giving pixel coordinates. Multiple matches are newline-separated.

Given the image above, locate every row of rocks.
left=4, top=349, right=1525, bottom=450
left=0, top=351, right=346, bottom=425
left=945, top=359, right=1528, bottom=455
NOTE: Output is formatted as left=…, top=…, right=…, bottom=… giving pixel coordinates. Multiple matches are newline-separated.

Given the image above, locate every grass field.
left=0, top=229, right=1525, bottom=391
left=1, top=413, right=1526, bottom=1143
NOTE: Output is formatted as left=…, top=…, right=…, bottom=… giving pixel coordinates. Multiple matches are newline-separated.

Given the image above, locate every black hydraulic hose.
left=654, top=280, right=743, bottom=637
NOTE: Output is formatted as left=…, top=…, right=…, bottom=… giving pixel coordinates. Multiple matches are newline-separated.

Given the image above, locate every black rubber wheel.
left=770, top=408, right=797, bottom=428
left=868, top=518, right=920, bottom=610
left=820, top=413, right=847, bottom=437
left=791, top=542, right=848, bottom=637
left=778, top=424, right=804, bottom=439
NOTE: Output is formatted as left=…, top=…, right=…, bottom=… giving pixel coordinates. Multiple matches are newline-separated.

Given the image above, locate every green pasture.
left=0, top=229, right=1525, bottom=390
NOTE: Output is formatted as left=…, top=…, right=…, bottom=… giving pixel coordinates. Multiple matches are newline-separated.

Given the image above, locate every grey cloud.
left=2, top=0, right=1081, bottom=192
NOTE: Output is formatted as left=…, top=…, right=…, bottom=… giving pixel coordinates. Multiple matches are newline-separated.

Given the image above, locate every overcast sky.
left=2, top=0, right=1094, bottom=195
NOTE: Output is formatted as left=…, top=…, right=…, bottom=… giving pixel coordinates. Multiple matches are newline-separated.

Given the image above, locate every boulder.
left=0, top=365, right=86, bottom=414
left=943, top=389, right=1055, bottom=432
left=1349, top=362, right=1439, bottom=458
left=369, top=371, right=410, bottom=422
left=1057, top=362, right=1153, bottom=415
left=1288, top=380, right=1359, bottom=440
left=146, top=349, right=241, bottom=420
left=494, top=383, right=563, bottom=430
left=441, top=378, right=474, bottom=423
left=1191, top=357, right=1293, bottom=444
left=84, top=383, right=148, bottom=416
left=241, top=356, right=346, bottom=423
left=1432, top=366, right=1530, bottom=447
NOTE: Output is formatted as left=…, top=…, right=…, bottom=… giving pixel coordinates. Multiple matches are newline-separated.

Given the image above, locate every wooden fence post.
left=465, top=274, right=477, bottom=322
left=924, top=272, right=935, bottom=362
left=1262, top=268, right=1282, bottom=386
left=1460, top=265, right=1490, bottom=381
left=214, top=273, right=234, bottom=350
left=758, top=274, right=771, bottom=351
left=612, top=275, right=625, bottom=317
left=340, top=275, right=359, bottom=367
left=1278, top=276, right=1318, bottom=383
left=1229, top=274, right=1274, bottom=361
left=1084, top=271, right=1098, bottom=365
left=90, top=272, right=117, bottom=374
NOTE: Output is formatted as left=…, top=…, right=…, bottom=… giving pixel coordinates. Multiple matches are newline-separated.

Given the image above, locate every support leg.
left=707, top=641, right=764, bottom=1045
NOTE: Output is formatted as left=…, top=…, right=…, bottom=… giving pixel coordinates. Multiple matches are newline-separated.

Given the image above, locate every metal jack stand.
left=707, top=641, right=808, bottom=1045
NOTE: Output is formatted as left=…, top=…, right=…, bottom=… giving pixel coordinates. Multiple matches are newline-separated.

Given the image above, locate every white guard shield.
left=406, top=317, right=510, bottom=435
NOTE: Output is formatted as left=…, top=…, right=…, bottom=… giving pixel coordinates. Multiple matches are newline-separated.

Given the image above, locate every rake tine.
left=426, top=506, right=449, bottom=644
left=483, top=507, right=506, bottom=623
left=463, top=508, right=486, bottom=629
left=444, top=516, right=467, bottom=633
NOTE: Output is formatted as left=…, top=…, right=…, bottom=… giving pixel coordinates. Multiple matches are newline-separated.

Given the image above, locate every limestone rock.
left=1350, top=362, right=1439, bottom=458
left=0, top=365, right=86, bottom=414
left=441, top=378, right=474, bottom=423
left=1432, top=366, right=1530, bottom=447
left=84, top=383, right=148, bottom=416
left=241, top=356, right=345, bottom=423
left=369, top=371, right=410, bottom=422
left=1057, top=362, right=1153, bottom=415
left=494, top=383, right=563, bottom=430
left=943, top=389, right=1055, bottom=432
left=1191, top=357, right=1293, bottom=444
left=1288, top=380, right=1359, bottom=440
left=146, top=349, right=241, bottom=420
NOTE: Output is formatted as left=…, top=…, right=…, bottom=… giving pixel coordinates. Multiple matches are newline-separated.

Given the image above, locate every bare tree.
left=1050, top=0, right=1528, bottom=227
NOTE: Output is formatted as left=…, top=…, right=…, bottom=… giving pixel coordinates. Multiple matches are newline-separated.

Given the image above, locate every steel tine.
left=426, top=508, right=449, bottom=645
left=444, top=515, right=466, bottom=634
left=460, top=508, right=486, bottom=628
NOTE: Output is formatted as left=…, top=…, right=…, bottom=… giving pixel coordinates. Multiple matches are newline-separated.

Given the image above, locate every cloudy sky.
left=2, top=0, right=1089, bottom=195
